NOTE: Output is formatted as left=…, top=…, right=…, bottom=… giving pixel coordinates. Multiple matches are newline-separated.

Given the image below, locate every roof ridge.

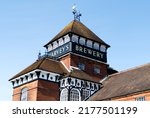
left=36, top=58, right=46, bottom=69
left=70, top=20, right=76, bottom=32
left=108, top=62, right=150, bottom=78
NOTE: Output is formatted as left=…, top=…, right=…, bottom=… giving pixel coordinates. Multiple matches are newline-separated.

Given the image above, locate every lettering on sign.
left=47, top=42, right=107, bottom=62
left=75, top=45, right=104, bottom=59
left=48, top=43, right=70, bottom=57
left=72, top=43, right=106, bottom=62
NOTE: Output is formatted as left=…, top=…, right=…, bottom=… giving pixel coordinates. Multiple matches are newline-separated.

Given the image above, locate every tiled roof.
left=9, top=57, right=100, bottom=83
left=9, top=57, right=68, bottom=81
left=44, top=20, right=110, bottom=47
left=89, top=63, right=150, bottom=100
left=67, top=69, right=100, bottom=83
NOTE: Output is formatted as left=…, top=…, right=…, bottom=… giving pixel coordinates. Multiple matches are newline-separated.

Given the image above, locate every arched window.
left=20, top=88, right=28, bottom=101
left=82, top=89, right=90, bottom=101
left=60, top=88, right=68, bottom=101
left=70, top=88, right=80, bottom=101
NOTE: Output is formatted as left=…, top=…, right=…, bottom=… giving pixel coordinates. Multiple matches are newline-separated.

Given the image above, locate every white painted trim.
left=60, top=61, right=71, bottom=72
left=70, top=66, right=80, bottom=70
left=100, top=76, right=108, bottom=83
left=10, top=69, right=61, bottom=88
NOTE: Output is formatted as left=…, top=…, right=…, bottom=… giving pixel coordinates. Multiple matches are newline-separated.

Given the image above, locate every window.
left=79, top=37, right=85, bottom=45
left=72, top=34, right=78, bottom=43
left=93, top=42, right=99, bottom=50
left=70, top=88, right=80, bottom=101
left=86, top=40, right=93, bottom=48
left=60, top=88, right=68, bottom=101
left=78, top=63, right=85, bottom=70
left=82, top=89, right=90, bottom=100
left=100, top=45, right=106, bottom=52
left=94, top=66, right=100, bottom=74
left=135, top=96, right=145, bottom=101
left=20, top=88, right=28, bottom=101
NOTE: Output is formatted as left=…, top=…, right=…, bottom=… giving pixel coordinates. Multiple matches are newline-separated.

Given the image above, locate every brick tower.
left=9, top=18, right=110, bottom=101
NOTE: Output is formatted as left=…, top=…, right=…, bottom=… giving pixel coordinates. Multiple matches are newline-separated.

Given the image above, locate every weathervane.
left=72, top=4, right=82, bottom=21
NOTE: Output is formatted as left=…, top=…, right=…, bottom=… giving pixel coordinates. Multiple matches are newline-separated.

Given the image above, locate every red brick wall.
left=37, top=80, right=60, bottom=101
left=12, top=80, right=38, bottom=101
left=60, top=54, right=71, bottom=70
left=70, top=54, right=108, bottom=81
left=59, top=54, right=108, bottom=81
left=12, top=80, right=60, bottom=101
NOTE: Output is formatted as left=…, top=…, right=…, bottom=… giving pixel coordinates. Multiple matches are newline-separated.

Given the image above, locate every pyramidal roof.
left=44, top=20, right=110, bottom=47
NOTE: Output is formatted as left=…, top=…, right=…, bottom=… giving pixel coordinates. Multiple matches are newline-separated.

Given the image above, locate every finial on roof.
left=38, top=51, right=41, bottom=60
left=72, top=4, right=82, bottom=21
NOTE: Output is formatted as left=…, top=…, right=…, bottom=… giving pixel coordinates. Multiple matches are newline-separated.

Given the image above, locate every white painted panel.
left=58, top=38, right=64, bottom=46
left=48, top=44, right=52, bottom=51
left=79, top=37, right=85, bottom=45
left=93, top=42, right=99, bottom=50
left=72, top=34, right=78, bottom=43
left=86, top=40, right=93, bottom=48
left=70, top=78, right=75, bottom=86
left=64, top=34, right=70, bottom=43
left=100, top=45, right=106, bottom=52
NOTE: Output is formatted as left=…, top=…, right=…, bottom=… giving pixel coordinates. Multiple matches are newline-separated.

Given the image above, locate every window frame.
left=82, top=89, right=90, bottom=101
left=135, top=96, right=145, bottom=101
left=20, top=87, right=28, bottom=101
left=60, top=88, right=68, bottom=101
left=70, top=88, right=81, bottom=101
left=78, top=62, right=85, bottom=71
left=94, top=66, right=100, bottom=74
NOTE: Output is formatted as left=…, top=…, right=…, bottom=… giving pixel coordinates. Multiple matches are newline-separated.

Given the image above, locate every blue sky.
left=0, top=0, right=150, bottom=101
